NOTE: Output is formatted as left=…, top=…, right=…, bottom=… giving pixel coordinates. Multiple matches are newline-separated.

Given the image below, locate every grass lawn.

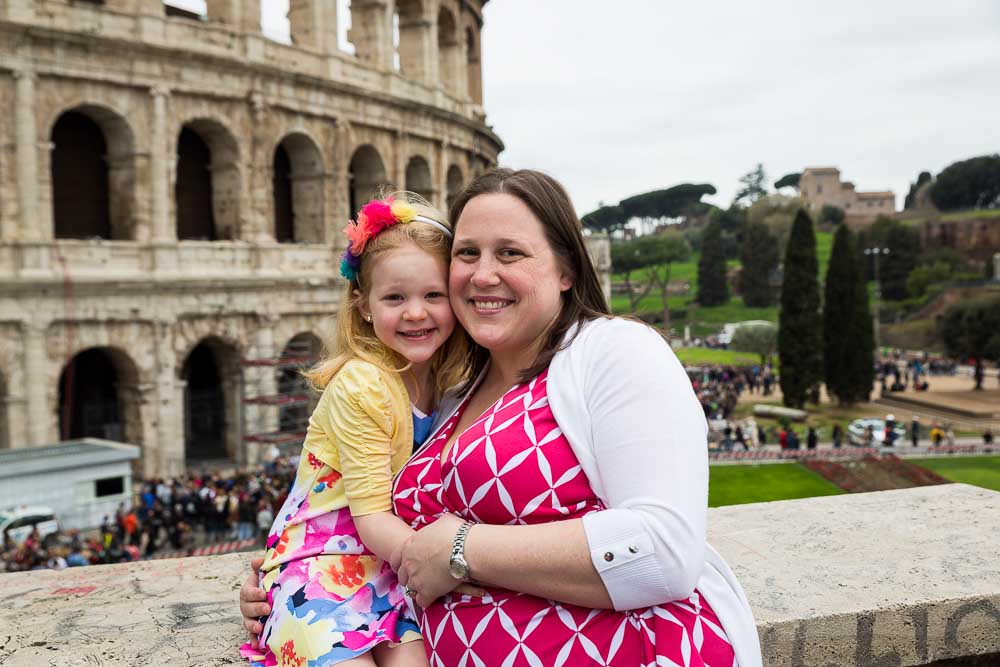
left=709, top=462, right=845, bottom=507
left=909, top=456, right=1000, bottom=492
left=675, top=348, right=759, bottom=367
left=815, top=230, right=833, bottom=278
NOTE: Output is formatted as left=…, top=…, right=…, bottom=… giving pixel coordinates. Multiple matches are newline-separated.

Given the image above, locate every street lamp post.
left=864, top=246, right=890, bottom=350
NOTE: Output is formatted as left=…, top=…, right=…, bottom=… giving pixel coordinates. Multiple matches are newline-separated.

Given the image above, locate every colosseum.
left=0, top=0, right=504, bottom=477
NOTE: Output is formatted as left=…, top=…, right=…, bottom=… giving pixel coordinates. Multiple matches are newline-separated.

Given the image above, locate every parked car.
left=847, top=418, right=906, bottom=446
left=0, top=506, right=60, bottom=545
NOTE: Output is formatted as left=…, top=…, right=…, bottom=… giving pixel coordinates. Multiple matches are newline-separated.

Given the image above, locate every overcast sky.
left=173, top=0, right=1000, bottom=214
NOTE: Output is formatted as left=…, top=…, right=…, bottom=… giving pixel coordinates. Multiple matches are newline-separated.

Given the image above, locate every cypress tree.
left=823, top=224, right=865, bottom=404
left=697, top=220, right=729, bottom=306
left=739, top=221, right=779, bottom=307
left=778, top=209, right=822, bottom=408
left=880, top=223, right=921, bottom=300
left=846, top=243, right=876, bottom=403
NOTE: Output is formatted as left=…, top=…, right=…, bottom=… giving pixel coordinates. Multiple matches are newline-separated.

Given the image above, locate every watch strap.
left=450, top=521, right=473, bottom=577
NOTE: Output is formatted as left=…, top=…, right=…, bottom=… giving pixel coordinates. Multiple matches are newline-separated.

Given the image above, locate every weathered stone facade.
left=921, top=215, right=1000, bottom=264
left=0, top=0, right=504, bottom=476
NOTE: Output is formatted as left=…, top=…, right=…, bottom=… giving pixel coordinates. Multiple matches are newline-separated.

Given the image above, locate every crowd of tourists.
left=689, top=363, right=777, bottom=421
left=1, top=454, right=299, bottom=573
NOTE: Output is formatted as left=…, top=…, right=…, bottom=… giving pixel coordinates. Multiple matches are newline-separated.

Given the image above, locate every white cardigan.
left=430, top=317, right=762, bottom=667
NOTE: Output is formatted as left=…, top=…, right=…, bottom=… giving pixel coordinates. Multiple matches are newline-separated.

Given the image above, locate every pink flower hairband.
left=340, top=197, right=453, bottom=281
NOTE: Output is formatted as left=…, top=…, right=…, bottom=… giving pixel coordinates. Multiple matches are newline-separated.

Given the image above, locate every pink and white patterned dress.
left=393, top=370, right=736, bottom=667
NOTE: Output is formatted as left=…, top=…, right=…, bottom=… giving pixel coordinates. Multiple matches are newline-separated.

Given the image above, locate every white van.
left=0, top=506, right=60, bottom=545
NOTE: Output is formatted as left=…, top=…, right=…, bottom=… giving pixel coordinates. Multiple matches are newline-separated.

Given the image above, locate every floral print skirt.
left=240, top=553, right=421, bottom=666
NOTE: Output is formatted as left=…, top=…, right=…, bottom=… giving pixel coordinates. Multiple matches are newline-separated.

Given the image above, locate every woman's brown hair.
left=448, top=168, right=611, bottom=382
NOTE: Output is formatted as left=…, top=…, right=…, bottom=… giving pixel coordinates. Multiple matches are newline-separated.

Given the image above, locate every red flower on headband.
left=361, top=199, right=396, bottom=236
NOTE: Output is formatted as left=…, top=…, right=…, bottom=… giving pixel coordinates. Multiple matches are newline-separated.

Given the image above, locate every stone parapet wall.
left=1, top=485, right=997, bottom=666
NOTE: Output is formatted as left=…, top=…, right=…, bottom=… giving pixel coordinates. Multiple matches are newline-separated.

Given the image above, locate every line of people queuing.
left=1, top=453, right=300, bottom=574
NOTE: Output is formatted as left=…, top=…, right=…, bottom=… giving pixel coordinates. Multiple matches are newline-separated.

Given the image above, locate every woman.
left=242, top=169, right=761, bottom=666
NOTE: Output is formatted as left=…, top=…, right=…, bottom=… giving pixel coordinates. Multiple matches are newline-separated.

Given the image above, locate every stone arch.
left=57, top=346, right=141, bottom=445
left=50, top=105, right=137, bottom=240
left=405, top=155, right=434, bottom=203
left=175, top=118, right=242, bottom=241
left=273, top=132, right=326, bottom=244
left=181, top=336, right=242, bottom=462
left=446, top=164, right=465, bottom=211
left=437, top=6, right=460, bottom=95
left=348, top=144, right=389, bottom=215
left=465, top=23, right=482, bottom=105
left=276, top=332, right=322, bottom=435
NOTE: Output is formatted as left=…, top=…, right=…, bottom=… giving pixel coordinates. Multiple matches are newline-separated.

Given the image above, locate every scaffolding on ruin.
left=240, top=336, right=320, bottom=464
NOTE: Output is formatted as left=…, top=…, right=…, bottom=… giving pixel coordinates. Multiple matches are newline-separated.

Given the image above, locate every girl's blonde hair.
left=304, top=191, right=474, bottom=404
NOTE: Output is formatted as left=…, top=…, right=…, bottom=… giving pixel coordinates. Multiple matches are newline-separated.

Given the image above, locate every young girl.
left=241, top=194, right=474, bottom=667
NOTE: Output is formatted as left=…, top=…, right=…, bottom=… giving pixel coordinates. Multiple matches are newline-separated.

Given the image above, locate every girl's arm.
left=329, top=365, right=482, bottom=597
left=353, top=511, right=415, bottom=562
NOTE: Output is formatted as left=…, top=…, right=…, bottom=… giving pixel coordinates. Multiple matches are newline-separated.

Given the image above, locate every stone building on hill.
left=0, top=0, right=503, bottom=476
left=799, top=167, right=896, bottom=224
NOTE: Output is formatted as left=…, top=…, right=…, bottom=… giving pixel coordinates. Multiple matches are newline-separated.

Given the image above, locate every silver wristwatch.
left=448, top=521, right=474, bottom=581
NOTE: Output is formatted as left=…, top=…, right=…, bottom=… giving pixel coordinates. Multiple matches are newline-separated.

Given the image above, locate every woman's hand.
left=394, top=513, right=467, bottom=608
left=239, top=557, right=270, bottom=641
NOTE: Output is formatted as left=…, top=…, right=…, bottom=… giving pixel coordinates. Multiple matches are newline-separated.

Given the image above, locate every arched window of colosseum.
left=446, top=164, right=464, bottom=211
left=51, top=111, right=110, bottom=239
left=273, top=144, right=294, bottom=243
left=405, top=156, right=434, bottom=203
left=397, top=0, right=428, bottom=81
left=51, top=107, right=136, bottom=241
left=57, top=347, right=140, bottom=444
left=277, top=332, right=322, bottom=435
left=466, top=25, right=482, bottom=105
left=176, top=120, right=241, bottom=241
left=274, top=133, right=326, bottom=244
left=437, top=6, right=459, bottom=95
left=348, top=145, right=389, bottom=215
left=176, top=128, right=215, bottom=240
left=182, top=337, right=239, bottom=462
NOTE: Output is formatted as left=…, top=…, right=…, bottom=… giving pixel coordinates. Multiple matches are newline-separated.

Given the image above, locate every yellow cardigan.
left=303, top=357, right=414, bottom=516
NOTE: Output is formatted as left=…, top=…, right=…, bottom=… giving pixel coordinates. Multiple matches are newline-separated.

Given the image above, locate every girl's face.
left=449, top=193, right=571, bottom=364
left=359, top=242, right=456, bottom=368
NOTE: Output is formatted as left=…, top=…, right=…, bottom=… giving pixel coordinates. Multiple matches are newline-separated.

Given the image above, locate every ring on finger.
left=405, top=585, right=418, bottom=598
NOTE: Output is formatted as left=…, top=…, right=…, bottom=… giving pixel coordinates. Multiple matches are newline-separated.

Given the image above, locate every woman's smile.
left=468, top=296, right=515, bottom=313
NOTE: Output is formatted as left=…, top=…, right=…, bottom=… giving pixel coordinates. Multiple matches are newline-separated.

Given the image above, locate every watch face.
left=449, top=557, right=469, bottom=580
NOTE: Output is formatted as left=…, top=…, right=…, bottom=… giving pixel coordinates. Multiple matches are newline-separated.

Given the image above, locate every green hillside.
left=611, top=230, right=832, bottom=337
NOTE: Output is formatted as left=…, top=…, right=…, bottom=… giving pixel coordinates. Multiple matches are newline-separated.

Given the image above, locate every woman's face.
left=449, top=193, right=571, bottom=363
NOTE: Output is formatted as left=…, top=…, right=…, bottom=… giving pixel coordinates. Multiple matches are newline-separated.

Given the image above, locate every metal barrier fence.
left=709, top=443, right=997, bottom=463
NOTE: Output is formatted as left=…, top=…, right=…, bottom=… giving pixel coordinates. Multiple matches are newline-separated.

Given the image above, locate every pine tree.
left=739, top=221, right=778, bottom=307
left=823, top=225, right=873, bottom=405
left=778, top=209, right=822, bottom=408
left=697, top=220, right=729, bottom=306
